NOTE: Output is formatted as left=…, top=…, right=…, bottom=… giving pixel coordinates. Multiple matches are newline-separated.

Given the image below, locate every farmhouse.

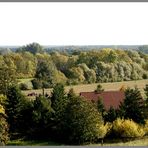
left=80, top=90, right=125, bottom=110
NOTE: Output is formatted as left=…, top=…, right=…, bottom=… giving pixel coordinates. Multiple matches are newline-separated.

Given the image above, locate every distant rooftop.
left=80, top=91, right=125, bottom=110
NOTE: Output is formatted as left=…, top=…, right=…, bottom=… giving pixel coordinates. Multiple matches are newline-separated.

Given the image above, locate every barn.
left=80, top=90, right=125, bottom=110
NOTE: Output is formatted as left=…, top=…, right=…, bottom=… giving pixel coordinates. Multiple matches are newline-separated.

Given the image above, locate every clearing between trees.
left=22, top=79, right=148, bottom=97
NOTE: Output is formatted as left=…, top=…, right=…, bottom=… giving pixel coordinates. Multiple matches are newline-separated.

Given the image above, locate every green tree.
left=18, top=99, right=34, bottom=135
left=144, top=84, right=148, bottom=119
left=0, top=66, right=16, bottom=95
left=97, top=97, right=105, bottom=117
left=5, top=85, right=25, bottom=133
left=107, top=50, right=118, bottom=63
left=51, top=52, right=68, bottom=72
left=20, top=52, right=37, bottom=77
left=94, top=62, right=111, bottom=82
left=95, top=84, right=104, bottom=93
left=79, top=63, right=96, bottom=83
left=35, top=60, right=56, bottom=94
left=18, top=42, right=44, bottom=54
left=50, top=83, right=68, bottom=141
left=51, top=83, right=67, bottom=118
left=119, top=87, right=146, bottom=124
left=35, top=60, right=67, bottom=94
left=10, top=53, right=25, bottom=78
left=104, top=107, right=117, bottom=122
left=68, top=66, right=85, bottom=84
left=51, top=70, right=67, bottom=85
left=31, top=95, right=53, bottom=139
left=3, top=55, right=16, bottom=70
left=62, top=95, right=104, bottom=144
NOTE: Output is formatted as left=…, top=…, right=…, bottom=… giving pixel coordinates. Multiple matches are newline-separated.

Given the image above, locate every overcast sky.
left=0, top=2, right=148, bottom=46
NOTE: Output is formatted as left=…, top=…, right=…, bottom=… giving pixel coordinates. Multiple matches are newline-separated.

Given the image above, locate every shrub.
left=19, top=83, right=29, bottom=90
left=95, top=84, right=104, bottom=93
left=31, top=79, right=42, bottom=89
left=0, top=95, right=9, bottom=145
left=144, top=120, right=148, bottom=136
left=99, top=122, right=112, bottom=139
left=42, top=81, right=51, bottom=88
left=0, top=116, right=9, bottom=146
left=111, top=118, right=145, bottom=138
left=142, top=73, right=147, bottom=79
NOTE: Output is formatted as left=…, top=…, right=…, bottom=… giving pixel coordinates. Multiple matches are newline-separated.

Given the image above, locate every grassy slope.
left=7, top=137, right=148, bottom=146
left=22, top=79, right=148, bottom=97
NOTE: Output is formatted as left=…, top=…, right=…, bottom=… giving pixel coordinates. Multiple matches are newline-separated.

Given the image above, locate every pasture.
left=22, top=79, right=148, bottom=97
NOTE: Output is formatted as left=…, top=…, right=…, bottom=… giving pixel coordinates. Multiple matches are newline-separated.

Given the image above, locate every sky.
left=0, top=2, right=148, bottom=46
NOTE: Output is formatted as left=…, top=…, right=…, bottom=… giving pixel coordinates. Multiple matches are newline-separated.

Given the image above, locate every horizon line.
left=0, top=44, right=148, bottom=47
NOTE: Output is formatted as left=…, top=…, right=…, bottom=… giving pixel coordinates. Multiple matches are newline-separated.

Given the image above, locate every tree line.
left=0, top=43, right=148, bottom=90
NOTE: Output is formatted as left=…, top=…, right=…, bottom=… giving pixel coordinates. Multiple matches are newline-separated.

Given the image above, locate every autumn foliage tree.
left=0, top=95, right=9, bottom=145
left=0, top=65, right=16, bottom=95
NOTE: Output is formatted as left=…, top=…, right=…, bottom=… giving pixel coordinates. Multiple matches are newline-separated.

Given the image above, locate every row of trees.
left=0, top=80, right=148, bottom=145
left=0, top=83, right=105, bottom=145
left=0, top=43, right=148, bottom=89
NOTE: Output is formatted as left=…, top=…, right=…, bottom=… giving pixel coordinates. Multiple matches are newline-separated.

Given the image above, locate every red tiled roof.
left=80, top=91, right=125, bottom=110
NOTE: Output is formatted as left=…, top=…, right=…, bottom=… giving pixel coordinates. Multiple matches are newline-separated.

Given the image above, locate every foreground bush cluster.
left=0, top=83, right=148, bottom=145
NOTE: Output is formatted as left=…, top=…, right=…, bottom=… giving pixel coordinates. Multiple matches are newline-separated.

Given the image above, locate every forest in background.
left=0, top=43, right=148, bottom=90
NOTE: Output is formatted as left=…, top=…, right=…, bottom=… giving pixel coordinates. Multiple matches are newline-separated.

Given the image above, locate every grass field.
left=92, top=137, right=148, bottom=146
left=18, top=78, right=34, bottom=84
left=22, top=79, right=148, bottom=97
left=7, top=139, right=61, bottom=146
left=7, top=137, right=148, bottom=146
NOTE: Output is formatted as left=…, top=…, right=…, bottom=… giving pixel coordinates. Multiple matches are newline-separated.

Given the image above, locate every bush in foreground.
left=0, top=95, right=9, bottom=145
left=110, top=118, right=145, bottom=138
left=144, top=120, right=148, bottom=136
left=0, top=115, right=9, bottom=146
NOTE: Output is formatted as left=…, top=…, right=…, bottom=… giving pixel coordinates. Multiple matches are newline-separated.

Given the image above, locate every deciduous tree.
left=0, top=65, right=16, bottom=95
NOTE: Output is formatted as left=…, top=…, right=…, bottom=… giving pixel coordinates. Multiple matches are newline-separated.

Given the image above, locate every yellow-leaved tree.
left=0, top=95, right=9, bottom=145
